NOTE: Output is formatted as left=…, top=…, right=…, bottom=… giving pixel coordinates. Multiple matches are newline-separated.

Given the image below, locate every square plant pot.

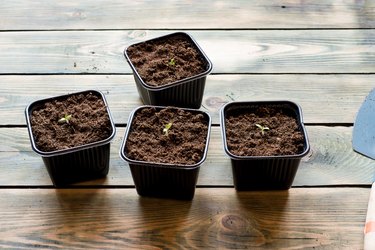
left=220, top=101, right=310, bottom=190
left=124, top=32, right=213, bottom=109
left=25, top=90, right=116, bottom=186
left=120, top=105, right=211, bottom=200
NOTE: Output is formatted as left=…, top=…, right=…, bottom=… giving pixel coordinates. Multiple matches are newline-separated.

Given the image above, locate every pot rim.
left=123, top=31, right=213, bottom=91
left=119, top=105, right=212, bottom=170
left=220, top=100, right=310, bottom=160
left=25, top=89, right=116, bottom=157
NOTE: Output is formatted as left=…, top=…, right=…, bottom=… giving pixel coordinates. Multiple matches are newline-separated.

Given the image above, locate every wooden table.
left=0, top=1, right=374, bottom=249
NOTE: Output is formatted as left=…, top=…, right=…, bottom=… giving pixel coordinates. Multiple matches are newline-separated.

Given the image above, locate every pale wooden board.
left=1, top=1, right=374, bottom=30
left=0, top=126, right=373, bottom=187
left=0, top=74, right=373, bottom=126
left=0, top=30, right=375, bottom=74
left=1, top=1, right=372, bottom=249
left=0, top=187, right=368, bottom=249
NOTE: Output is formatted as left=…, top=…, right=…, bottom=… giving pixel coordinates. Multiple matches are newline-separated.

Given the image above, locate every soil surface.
left=225, top=106, right=305, bottom=156
left=127, top=34, right=207, bottom=87
left=125, top=107, right=208, bottom=165
left=30, top=92, right=113, bottom=152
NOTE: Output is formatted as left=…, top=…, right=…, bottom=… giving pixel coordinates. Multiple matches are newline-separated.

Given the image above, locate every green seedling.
left=255, top=123, right=269, bottom=135
left=163, top=122, right=173, bottom=136
left=58, top=114, right=72, bottom=124
left=168, top=58, right=176, bottom=66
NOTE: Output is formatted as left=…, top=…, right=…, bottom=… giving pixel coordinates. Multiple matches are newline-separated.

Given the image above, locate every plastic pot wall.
left=120, top=105, right=211, bottom=200
left=25, top=90, right=116, bottom=186
left=124, top=32, right=213, bottom=109
left=220, top=101, right=310, bottom=190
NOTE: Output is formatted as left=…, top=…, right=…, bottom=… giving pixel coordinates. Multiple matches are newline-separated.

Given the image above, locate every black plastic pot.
left=119, top=106, right=211, bottom=200
left=220, top=101, right=310, bottom=190
left=124, top=32, right=213, bottom=109
left=25, top=90, right=116, bottom=186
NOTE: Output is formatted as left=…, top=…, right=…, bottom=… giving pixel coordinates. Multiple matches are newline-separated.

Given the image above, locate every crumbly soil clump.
left=127, top=34, right=207, bottom=86
left=125, top=107, right=208, bottom=165
left=225, top=106, right=305, bottom=156
left=30, top=92, right=112, bottom=152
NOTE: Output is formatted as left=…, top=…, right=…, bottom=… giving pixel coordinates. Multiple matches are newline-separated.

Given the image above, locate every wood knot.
left=72, top=10, right=86, bottom=19
left=128, top=30, right=147, bottom=39
left=221, top=214, right=248, bottom=233
left=218, top=214, right=266, bottom=246
left=204, top=97, right=227, bottom=109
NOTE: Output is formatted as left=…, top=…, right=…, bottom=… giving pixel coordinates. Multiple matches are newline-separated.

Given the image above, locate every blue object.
left=353, top=88, right=375, bottom=160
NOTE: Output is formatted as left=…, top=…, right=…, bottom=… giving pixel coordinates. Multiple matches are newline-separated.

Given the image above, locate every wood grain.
left=1, top=1, right=373, bottom=249
left=0, top=126, right=373, bottom=187
left=0, top=187, right=368, bottom=249
left=0, top=30, right=374, bottom=74
left=0, top=74, right=373, bottom=126
left=1, top=0, right=374, bottom=30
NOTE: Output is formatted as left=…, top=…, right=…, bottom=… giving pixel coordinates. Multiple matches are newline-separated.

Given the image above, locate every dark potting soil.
left=225, top=106, right=305, bottom=156
left=125, top=107, right=208, bottom=165
left=127, top=34, right=207, bottom=87
left=30, top=92, right=112, bottom=152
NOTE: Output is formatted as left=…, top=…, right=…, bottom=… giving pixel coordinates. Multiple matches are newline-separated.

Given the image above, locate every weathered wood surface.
left=1, top=0, right=374, bottom=30
left=0, top=126, right=373, bottom=187
left=0, top=74, right=373, bottom=126
left=1, top=0, right=373, bottom=248
left=0, top=188, right=368, bottom=249
left=0, top=30, right=374, bottom=74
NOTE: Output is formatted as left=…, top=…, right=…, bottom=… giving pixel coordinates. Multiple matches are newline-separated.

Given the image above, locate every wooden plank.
left=0, top=187, right=368, bottom=249
left=1, top=1, right=374, bottom=30
left=0, top=126, right=373, bottom=187
left=0, top=30, right=374, bottom=74
left=0, top=74, right=373, bottom=126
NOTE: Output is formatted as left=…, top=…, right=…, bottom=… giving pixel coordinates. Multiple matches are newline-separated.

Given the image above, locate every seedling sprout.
left=168, top=58, right=176, bottom=66
left=58, top=114, right=72, bottom=124
left=163, top=122, right=173, bottom=136
left=255, top=123, right=269, bottom=135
